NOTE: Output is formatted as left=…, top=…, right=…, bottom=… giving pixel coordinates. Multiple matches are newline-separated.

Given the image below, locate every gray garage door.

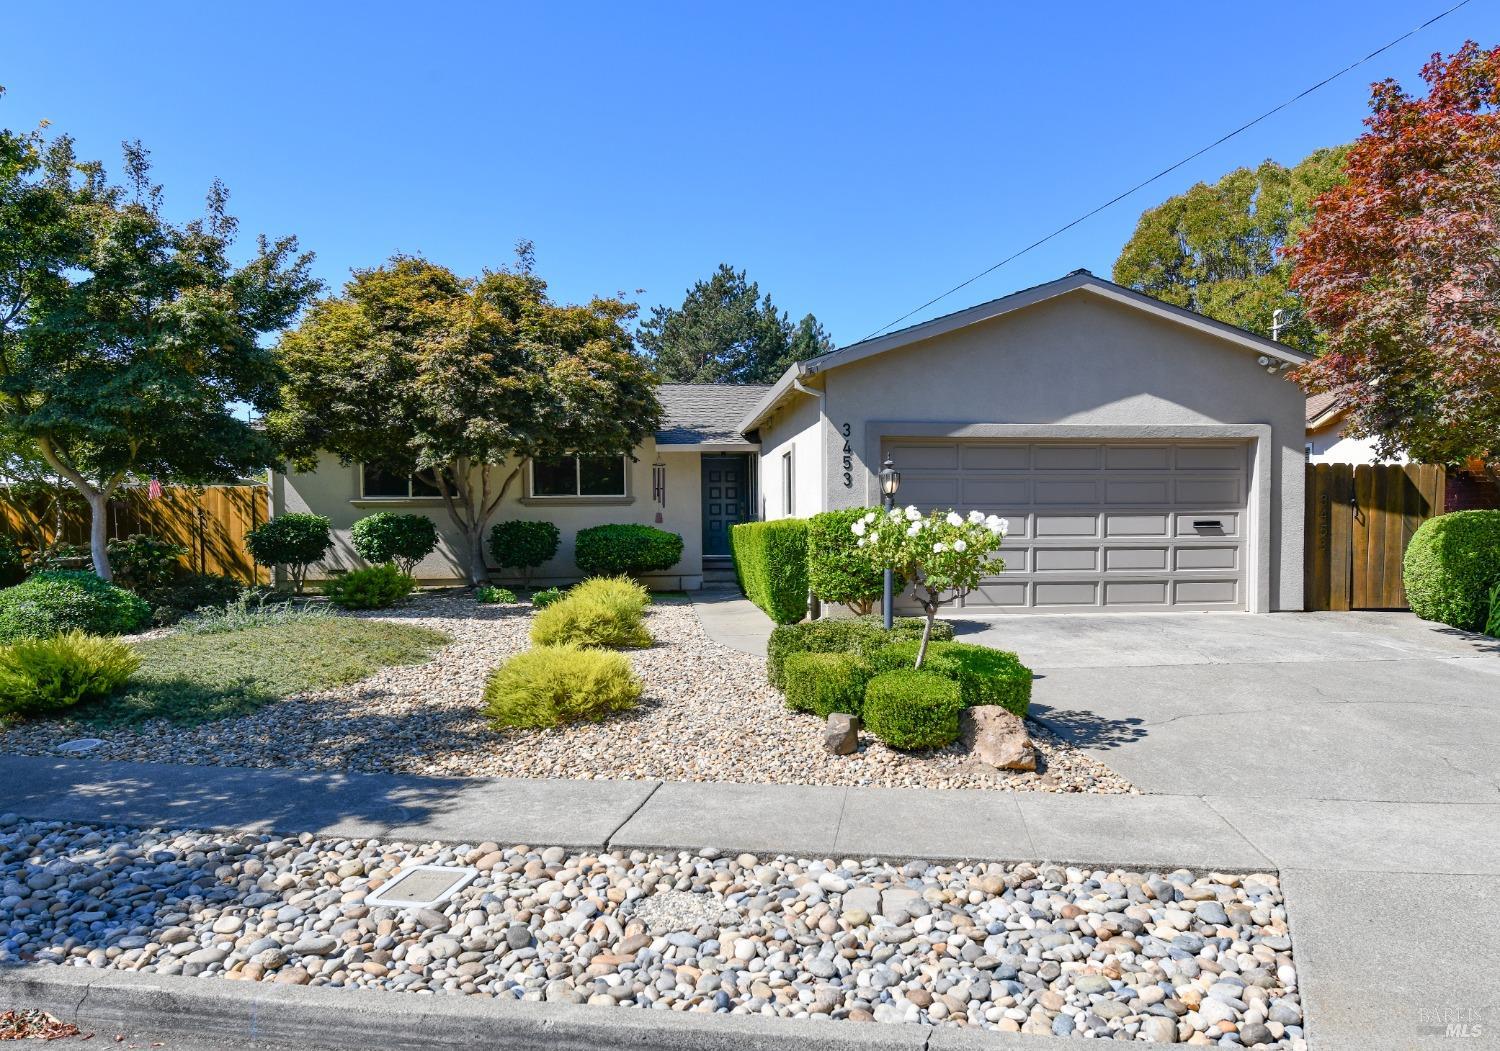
left=883, top=440, right=1248, bottom=612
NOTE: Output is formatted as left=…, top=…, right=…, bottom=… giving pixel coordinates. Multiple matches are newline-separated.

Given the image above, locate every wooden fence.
left=1304, top=463, right=1445, bottom=611
left=0, top=484, right=269, bottom=584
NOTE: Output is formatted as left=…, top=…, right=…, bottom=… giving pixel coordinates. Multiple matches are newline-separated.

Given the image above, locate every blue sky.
left=3, top=1, right=1494, bottom=348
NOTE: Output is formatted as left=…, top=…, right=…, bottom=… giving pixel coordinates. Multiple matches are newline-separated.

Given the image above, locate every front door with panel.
left=701, top=456, right=749, bottom=557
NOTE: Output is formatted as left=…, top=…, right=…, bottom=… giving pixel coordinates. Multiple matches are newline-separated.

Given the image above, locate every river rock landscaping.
left=0, top=816, right=1303, bottom=1046
left=0, top=592, right=1133, bottom=793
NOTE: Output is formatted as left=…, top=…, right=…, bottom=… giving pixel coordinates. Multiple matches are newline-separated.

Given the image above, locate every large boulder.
left=962, top=705, right=1036, bottom=771
left=824, top=712, right=859, bottom=755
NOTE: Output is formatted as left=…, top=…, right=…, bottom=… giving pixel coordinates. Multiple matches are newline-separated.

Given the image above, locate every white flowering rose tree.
left=853, top=506, right=1009, bottom=667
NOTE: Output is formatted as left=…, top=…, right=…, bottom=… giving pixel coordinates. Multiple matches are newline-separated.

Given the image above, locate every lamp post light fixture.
left=879, top=458, right=901, bottom=630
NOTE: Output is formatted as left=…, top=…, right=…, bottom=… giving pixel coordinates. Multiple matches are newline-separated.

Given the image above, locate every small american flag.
left=147, top=478, right=163, bottom=501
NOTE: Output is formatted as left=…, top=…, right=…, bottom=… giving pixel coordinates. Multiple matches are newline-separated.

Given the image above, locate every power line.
left=861, top=0, right=1478, bottom=342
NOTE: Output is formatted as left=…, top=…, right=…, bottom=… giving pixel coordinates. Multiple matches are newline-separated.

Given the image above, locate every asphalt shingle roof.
left=655, top=383, right=773, bottom=446
left=1306, top=391, right=1342, bottom=425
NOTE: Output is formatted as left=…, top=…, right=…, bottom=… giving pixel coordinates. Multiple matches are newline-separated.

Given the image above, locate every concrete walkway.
left=690, top=586, right=773, bottom=655
left=1, top=754, right=1498, bottom=1050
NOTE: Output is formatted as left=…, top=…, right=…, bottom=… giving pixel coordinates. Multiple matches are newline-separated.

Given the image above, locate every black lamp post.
left=878, top=457, right=901, bottom=630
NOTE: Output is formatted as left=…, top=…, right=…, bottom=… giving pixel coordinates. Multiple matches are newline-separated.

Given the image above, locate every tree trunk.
left=466, top=522, right=488, bottom=587
left=87, top=491, right=111, bottom=580
left=914, top=602, right=937, bottom=669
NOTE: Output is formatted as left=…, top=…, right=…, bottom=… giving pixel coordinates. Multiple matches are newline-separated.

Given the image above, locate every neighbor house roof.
left=740, top=270, right=1316, bottom=434
left=1306, top=391, right=1344, bottom=429
left=655, top=383, right=773, bottom=448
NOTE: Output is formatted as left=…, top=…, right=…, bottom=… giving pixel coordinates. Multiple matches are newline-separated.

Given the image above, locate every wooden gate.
left=1304, top=464, right=1445, bottom=611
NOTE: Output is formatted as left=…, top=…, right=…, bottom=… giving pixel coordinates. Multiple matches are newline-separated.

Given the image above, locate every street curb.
left=0, top=964, right=1041, bottom=1051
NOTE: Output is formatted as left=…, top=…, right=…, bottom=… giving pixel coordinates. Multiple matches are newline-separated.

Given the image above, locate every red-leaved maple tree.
left=1292, top=41, right=1500, bottom=468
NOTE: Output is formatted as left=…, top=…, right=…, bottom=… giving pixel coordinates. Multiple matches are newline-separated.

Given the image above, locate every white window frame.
left=528, top=454, right=629, bottom=499
left=782, top=450, right=794, bottom=517
left=359, top=464, right=438, bottom=500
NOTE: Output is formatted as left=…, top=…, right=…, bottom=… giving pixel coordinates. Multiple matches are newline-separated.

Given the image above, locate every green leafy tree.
left=1112, top=149, right=1347, bottom=353
left=270, top=248, right=661, bottom=585
left=639, top=264, right=834, bottom=383
left=0, top=109, right=319, bottom=580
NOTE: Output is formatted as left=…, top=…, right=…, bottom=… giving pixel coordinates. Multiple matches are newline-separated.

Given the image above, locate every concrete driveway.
left=954, top=611, right=1500, bottom=804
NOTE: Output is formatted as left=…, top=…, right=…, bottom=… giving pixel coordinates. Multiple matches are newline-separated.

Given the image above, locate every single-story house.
left=271, top=270, right=1311, bottom=612
left=1305, top=392, right=1409, bottom=465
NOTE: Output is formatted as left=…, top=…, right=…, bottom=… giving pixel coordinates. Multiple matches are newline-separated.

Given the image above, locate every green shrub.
left=244, top=513, right=332, bottom=593
left=808, top=509, right=905, bottom=616
left=574, top=524, right=683, bottom=578
left=140, top=573, right=245, bottom=626
left=867, top=639, right=1032, bottom=717
left=106, top=534, right=186, bottom=590
left=854, top=613, right=956, bottom=641
left=862, top=670, right=964, bottom=750
left=531, top=586, right=565, bottom=609
left=0, top=631, right=140, bottom=719
left=730, top=520, right=809, bottom=625
left=176, top=592, right=332, bottom=636
left=351, top=513, right=439, bottom=576
left=782, top=651, right=873, bottom=718
left=488, top=520, right=560, bottom=585
left=765, top=616, right=954, bottom=688
left=1486, top=580, right=1500, bottom=639
left=530, top=576, right=652, bottom=648
left=476, top=585, right=518, bottom=604
left=1404, top=511, right=1500, bottom=632
left=0, top=535, right=26, bottom=588
left=483, top=645, right=641, bottom=729
left=321, top=564, right=414, bottom=610
left=0, top=571, right=152, bottom=643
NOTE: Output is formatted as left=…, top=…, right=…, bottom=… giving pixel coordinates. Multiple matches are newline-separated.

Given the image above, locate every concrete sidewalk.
left=690, top=587, right=773, bottom=655
left=2, top=755, right=1497, bottom=1050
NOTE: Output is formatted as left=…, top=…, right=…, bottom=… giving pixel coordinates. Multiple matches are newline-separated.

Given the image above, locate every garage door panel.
left=991, top=548, right=1026, bottom=572
left=960, top=445, right=1030, bottom=469
left=883, top=438, right=1248, bottom=613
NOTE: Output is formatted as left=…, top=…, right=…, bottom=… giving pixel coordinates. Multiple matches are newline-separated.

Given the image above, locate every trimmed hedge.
left=574, top=524, right=683, bottom=578
left=765, top=617, right=955, bottom=689
left=867, top=639, right=1032, bottom=717
left=488, top=520, right=560, bottom=584
left=782, top=651, right=873, bottom=718
left=321, top=565, right=415, bottom=610
left=530, top=575, right=652, bottom=648
left=730, top=519, right=809, bottom=625
left=352, top=513, right=439, bottom=576
left=1404, top=511, right=1500, bottom=632
left=0, top=571, right=152, bottom=643
left=483, top=645, right=641, bottom=729
left=808, top=509, right=902, bottom=615
left=862, top=669, right=963, bottom=750
left=1486, top=581, right=1500, bottom=638
left=0, top=630, right=140, bottom=719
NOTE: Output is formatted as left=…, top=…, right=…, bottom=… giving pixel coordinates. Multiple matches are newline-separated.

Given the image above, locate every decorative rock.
left=961, top=706, right=1037, bottom=771
left=1140, top=1016, right=1179, bottom=1043
left=824, top=713, right=859, bottom=755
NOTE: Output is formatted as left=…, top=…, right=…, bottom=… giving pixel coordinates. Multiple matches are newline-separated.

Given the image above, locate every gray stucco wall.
left=802, top=291, right=1306, bottom=611
left=270, top=440, right=706, bottom=588
left=754, top=392, right=823, bottom=520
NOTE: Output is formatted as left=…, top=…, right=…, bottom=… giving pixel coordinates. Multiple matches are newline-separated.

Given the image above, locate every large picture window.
left=530, top=455, right=628, bottom=498
left=361, top=465, right=441, bottom=499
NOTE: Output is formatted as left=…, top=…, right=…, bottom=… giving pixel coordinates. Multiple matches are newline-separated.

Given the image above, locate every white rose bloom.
left=906, top=522, right=921, bottom=537
left=986, top=516, right=1010, bottom=536
left=864, top=511, right=877, bottom=524
left=945, top=510, right=963, bottom=527
left=869, top=531, right=880, bottom=544
left=932, top=542, right=946, bottom=553
left=905, top=505, right=922, bottom=521
left=968, top=509, right=985, bottom=523
left=856, top=537, right=866, bottom=547
left=851, top=520, right=866, bottom=536
left=953, top=538, right=967, bottom=552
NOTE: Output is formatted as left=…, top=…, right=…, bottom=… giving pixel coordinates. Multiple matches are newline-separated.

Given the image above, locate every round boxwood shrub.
left=574, top=524, right=683, bottom=579
left=352, top=513, right=439, bottom=576
left=1404, top=511, right=1500, bottom=632
left=245, top=513, right=333, bottom=593
left=0, top=535, right=26, bottom=588
left=808, top=509, right=906, bottom=616
left=488, top=520, right=560, bottom=586
left=765, top=616, right=956, bottom=689
left=483, top=644, right=642, bottom=729
left=0, top=570, right=152, bottom=643
left=321, top=564, right=415, bottom=610
left=862, top=669, right=964, bottom=750
left=0, top=630, right=140, bottom=718
left=782, top=650, right=873, bottom=718
left=867, top=639, right=1032, bottom=717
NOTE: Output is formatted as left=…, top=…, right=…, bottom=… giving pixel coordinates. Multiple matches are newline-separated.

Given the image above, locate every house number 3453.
left=840, top=422, right=853, bottom=488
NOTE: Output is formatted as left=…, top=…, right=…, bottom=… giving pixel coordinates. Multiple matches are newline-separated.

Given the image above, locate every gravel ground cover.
left=0, top=593, right=1133, bottom=792
left=0, top=817, right=1303, bottom=1046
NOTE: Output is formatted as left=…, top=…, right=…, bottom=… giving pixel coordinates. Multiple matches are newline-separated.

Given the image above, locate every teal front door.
left=701, top=456, right=749, bottom=557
